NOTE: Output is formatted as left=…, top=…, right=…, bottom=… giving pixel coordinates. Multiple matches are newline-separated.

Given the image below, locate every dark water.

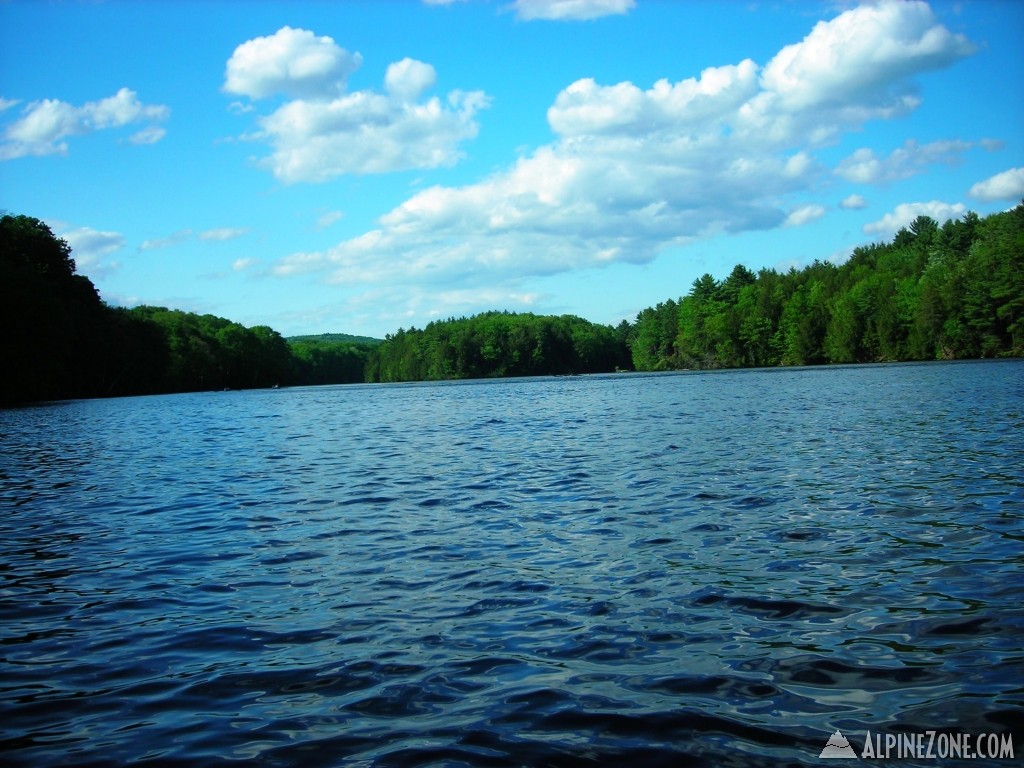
left=2, top=361, right=1022, bottom=767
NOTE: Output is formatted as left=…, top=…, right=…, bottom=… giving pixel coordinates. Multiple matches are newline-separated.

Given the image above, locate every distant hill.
left=286, top=333, right=383, bottom=346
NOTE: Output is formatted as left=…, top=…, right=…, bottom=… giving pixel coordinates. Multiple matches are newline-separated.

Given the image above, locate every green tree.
left=674, top=274, right=721, bottom=368
left=367, top=312, right=628, bottom=382
left=1, top=215, right=107, bottom=402
left=780, top=279, right=828, bottom=365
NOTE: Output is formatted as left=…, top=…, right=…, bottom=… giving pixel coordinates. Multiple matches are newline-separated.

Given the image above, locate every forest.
left=629, top=205, right=1023, bottom=370
left=366, top=312, right=630, bottom=382
left=1, top=203, right=1021, bottom=404
left=0, top=213, right=376, bottom=404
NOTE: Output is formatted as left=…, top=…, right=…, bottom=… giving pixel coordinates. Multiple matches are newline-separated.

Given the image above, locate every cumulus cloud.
left=759, top=2, right=973, bottom=107
left=969, top=167, right=1024, bottom=201
left=225, top=27, right=489, bottom=183
left=548, top=60, right=760, bottom=137
left=269, top=2, right=977, bottom=307
left=223, top=26, right=362, bottom=100
left=510, top=0, right=635, bottom=21
left=739, top=1, right=973, bottom=147
left=257, top=87, right=489, bottom=181
left=863, top=201, right=967, bottom=238
left=384, top=58, right=437, bottom=100
left=840, top=194, right=868, bottom=210
left=0, top=88, right=169, bottom=159
left=785, top=205, right=826, bottom=227
left=836, top=139, right=974, bottom=184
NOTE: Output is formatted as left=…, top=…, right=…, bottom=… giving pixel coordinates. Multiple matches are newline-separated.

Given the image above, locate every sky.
left=1, top=0, right=1022, bottom=339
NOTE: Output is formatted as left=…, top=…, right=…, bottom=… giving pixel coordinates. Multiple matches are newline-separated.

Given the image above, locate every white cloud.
left=138, top=227, right=248, bottom=251
left=839, top=194, right=868, bottom=210
left=836, top=139, right=974, bottom=184
left=3, top=99, right=79, bottom=157
left=199, top=227, right=248, bottom=242
left=129, top=125, right=167, bottom=145
left=139, top=229, right=193, bottom=251
left=85, top=88, right=169, bottom=129
left=315, top=210, right=345, bottom=229
left=0, top=88, right=169, bottom=159
left=61, top=226, right=125, bottom=278
left=785, top=204, right=826, bottom=227
left=759, top=1, right=973, bottom=109
left=255, top=87, right=489, bottom=182
left=225, top=28, right=490, bottom=182
left=268, top=1, right=978, bottom=315
left=863, top=201, right=967, bottom=238
left=510, top=0, right=635, bottom=21
left=738, top=1, right=973, bottom=147
left=969, top=167, right=1024, bottom=201
left=63, top=226, right=124, bottom=257
left=384, top=58, right=437, bottom=100
left=232, top=257, right=260, bottom=271
left=548, top=60, right=760, bottom=137
left=836, top=149, right=883, bottom=184
left=223, top=26, right=362, bottom=100
left=0, top=97, right=19, bottom=112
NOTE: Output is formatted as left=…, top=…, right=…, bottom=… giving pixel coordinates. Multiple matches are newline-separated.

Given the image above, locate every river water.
left=1, top=361, right=1022, bottom=766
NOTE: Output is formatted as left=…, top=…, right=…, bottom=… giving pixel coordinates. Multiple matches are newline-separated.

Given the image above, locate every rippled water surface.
left=2, top=361, right=1022, bottom=766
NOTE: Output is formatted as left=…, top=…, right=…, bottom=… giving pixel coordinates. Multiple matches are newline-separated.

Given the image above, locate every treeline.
left=289, top=332, right=383, bottom=347
left=0, top=214, right=376, bottom=405
left=123, top=307, right=375, bottom=392
left=290, top=337, right=374, bottom=386
left=628, top=204, right=1024, bottom=370
left=3, top=204, right=1021, bottom=404
left=365, top=311, right=631, bottom=382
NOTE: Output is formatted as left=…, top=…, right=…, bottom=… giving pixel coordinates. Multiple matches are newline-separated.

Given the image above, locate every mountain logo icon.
left=819, top=730, right=857, bottom=759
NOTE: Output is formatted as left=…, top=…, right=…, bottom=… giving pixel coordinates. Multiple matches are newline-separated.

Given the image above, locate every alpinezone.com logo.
left=820, top=731, right=857, bottom=759
left=820, top=729, right=1015, bottom=760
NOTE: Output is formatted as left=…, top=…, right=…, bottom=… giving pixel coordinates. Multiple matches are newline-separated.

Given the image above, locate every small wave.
left=2, top=361, right=1021, bottom=767
left=692, top=591, right=845, bottom=620
left=751, top=655, right=946, bottom=691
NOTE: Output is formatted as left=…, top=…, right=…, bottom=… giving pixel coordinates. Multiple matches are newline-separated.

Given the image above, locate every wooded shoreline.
left=2, top=204, right=1021, bottom=405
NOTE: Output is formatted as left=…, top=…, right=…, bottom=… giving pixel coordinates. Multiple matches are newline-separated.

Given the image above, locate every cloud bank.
left=272, top=1, right=975, bottom=299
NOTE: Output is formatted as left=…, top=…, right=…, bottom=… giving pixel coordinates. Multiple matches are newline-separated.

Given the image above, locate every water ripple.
left=1, top=362, right=1021, bottom=765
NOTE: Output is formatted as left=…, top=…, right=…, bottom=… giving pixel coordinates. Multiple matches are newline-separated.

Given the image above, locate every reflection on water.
left=1, top=361, right=1022, bottom=766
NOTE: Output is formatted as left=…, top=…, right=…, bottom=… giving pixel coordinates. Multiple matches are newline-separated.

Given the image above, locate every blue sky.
left=2, top=0, right=1022, bottom=338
